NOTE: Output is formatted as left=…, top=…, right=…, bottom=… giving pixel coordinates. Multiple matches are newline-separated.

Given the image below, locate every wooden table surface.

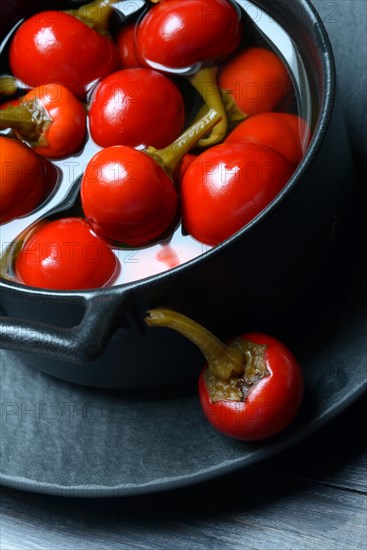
left=1, top=1, right=366, bottom=548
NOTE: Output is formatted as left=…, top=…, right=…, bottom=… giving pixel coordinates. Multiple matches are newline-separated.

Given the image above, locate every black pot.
left=0, top=0, right=354, bottom=388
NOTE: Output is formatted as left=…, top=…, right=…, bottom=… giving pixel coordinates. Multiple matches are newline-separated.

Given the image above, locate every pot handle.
left=0, top=290, right=128, bottom=363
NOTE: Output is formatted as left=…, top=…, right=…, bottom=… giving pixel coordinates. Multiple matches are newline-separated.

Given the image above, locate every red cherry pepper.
left=136, top=0, right=243, bottom=70
left=225, top=113, right=311, bottom=166
left=116, top=23, right=141, bottom=68
left=0, top=83, right=86, bottom=158
left=180, top=141, right=294, bottom=245
left=81, top=145, right=179, bottom=246
left=145, top=308, right=304, bottom=441
left=219, top=47, right=292, bottom=117
left=81, top=109, right=220, bottom=246
left=135, top=0, right=244, bottom=146
left=0, top=136, right=46, bottom=224
left=9, top=0, right=120, bottom=100
left=89, top=68, right=185, bottom=149
left=13, top=217, right=119, bottom=290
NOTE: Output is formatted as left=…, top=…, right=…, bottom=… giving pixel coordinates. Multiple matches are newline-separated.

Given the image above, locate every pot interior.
left=0, top=0, right=320, bottom=289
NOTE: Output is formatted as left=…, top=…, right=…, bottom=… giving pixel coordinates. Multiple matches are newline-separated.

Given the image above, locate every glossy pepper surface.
left=82, top=109, right=220, bottom=246
left=181, top=141, right=294, bottom=245
left=135, top=0, right=243, bottom=146
left=14, top=217, right=119, bottom=290
left=0, top=136, right=46, bottom=224
left=135, top=0, right=243, bottom=70
left=219, top=47, right=292, bottom=117
left=9, top=2, right=120, bottom=99
left=0, top=84, right=86, bottom=158
left=225, top=112, right=311, bottom=165
left=89, top=68, right=185, bottom=149
left=145, top=308, right=304, bottom=441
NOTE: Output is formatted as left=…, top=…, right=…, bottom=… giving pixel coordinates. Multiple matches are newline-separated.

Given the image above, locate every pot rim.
left=0, top=0, right=336, bottom=299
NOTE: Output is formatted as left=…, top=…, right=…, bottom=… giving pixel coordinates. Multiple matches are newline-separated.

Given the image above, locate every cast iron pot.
left=0, top=0, right=354, bottom=388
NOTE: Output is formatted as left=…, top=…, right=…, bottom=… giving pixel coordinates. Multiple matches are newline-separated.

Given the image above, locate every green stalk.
left=145, top=307, right=245, bottom=381
left=189, top=67, right=228, bottom=147
left=0, top=100, right=51, bottom=146
left=0, top=76, right=19, bottom=96
left=221, top=89, right=248, bottom=125
left=146, top=108, right=221, bottom=178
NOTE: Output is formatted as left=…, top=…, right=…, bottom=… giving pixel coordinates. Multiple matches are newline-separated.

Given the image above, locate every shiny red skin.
left=199, top=333, right=304, bottom=441
left=135, top=0, right=243, bottom=70
left=14, top=218, right=119, bottom=290
left=81, top=146, right=178, bottom=246
left=22, top=83, right=86, bottom=158
left=116, top=23, right=141, bottom=68
left=9, top=11, right=120, bottom=99
left=0, top=136, right=46, bottom=224
left=219, top=47, right=292, bottom=116
left=89, top=68, right=185, bottom=148
left=181, top=141, right=294, bottom=245
left=225, top=113, right=311, bottom=165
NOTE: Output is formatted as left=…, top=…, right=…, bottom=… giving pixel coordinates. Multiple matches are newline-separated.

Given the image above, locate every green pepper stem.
left=145, top=307, right=245, bottom=381
left=0, top=76, right=19, bottom=96
left=68, top=0, right=118, bottom=33
left=189, top=67, right=228, bottom=147
left=0, top=100, right=51, bottom=145
left=221, top=89, right=248, bottom=125
left=146, top=108, right=221, bottom=178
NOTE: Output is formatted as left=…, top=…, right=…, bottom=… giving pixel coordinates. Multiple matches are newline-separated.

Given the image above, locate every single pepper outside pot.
left=145, top=307, right=304, bottom=440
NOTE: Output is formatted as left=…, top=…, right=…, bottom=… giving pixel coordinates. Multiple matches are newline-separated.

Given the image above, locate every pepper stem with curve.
left=188, top=67, right=229, bottom=147
left=0, top=100, right=51, bottom=146
left=145, top=307, right=245, bottom=381
left=146, top=108, right=221, bottom=178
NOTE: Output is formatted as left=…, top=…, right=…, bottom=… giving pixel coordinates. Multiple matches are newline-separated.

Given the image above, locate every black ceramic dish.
left=1, top=240, right=366, bottom=496
left=0, top=0, right=354, bottom=389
